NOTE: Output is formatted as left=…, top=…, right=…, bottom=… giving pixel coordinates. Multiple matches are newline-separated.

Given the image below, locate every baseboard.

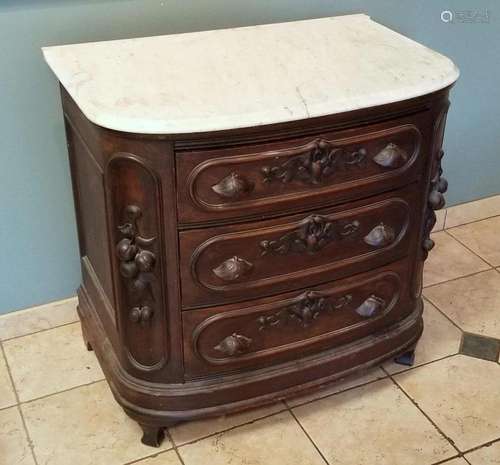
left=432, top=193, right=500, bottom=232
left=0, top=296, right=78, bottom=341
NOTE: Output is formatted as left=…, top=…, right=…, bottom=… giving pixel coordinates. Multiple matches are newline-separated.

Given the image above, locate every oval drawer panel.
left=183, top=260, right=414, bottom=376
left=176, top=112, right=427, bottom=224
left=179, top=185, right=420, bottom=308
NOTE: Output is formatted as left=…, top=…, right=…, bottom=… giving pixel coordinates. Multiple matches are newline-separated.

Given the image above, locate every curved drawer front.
left=176, top=114, right=426, bottom=224
left=180, top=186, right=419, bottom=308
left=183, top=260, right=411, bottom=376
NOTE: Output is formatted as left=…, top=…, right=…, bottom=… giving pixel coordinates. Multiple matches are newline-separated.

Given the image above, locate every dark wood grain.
left=179, top=185, right=419, bottom=308
left=183, top=260, right=410, bottom=376
left=60, top=85, right=451, bottom=446
left=177, top=116, right=425, bottom=224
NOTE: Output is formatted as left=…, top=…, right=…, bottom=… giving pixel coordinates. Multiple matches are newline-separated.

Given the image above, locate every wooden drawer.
left=176, top=112, right=428, bottom=225
left=179, top=185, right=421, bottom=308
left=183, top=259, right=413, bottom=377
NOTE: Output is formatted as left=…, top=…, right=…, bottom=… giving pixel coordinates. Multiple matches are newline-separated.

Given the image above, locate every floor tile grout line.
left=383, top=352, right=459, bottom=377
left=283, top=373, right=388, bottom=410
left=387, top=371, right=463, bottom=458
left=166, top=429, right=188, bottom=465
left=0, top=319, right=80, bottom=344
left=16, top=377, right=107, bottom=407
left=429, top=455, right=461, bottom=465
left=165, top=402, right=290, bottom=449
left=422, top=296, right=466, bottom=334
left=423, top=267, right=493, bottom=291
left=0, top=403, right=18, bottom=412
left=460, top=436, right=500, bottom=461
left=0, top=342, right=40, bottom=465
left=122, top=446, right=176, bottom=465
left=152, top=373, right=403, bottom=452
left=287, top=407, right=330, bottom=465
left=122, top=429, right=185, bottom=465
left=444, top=229, right=498, bottom=268
left=444, top=212, right=500, bottom=232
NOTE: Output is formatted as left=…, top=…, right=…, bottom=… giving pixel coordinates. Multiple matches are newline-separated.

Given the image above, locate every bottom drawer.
left=183, top=258, right=416, bottom=377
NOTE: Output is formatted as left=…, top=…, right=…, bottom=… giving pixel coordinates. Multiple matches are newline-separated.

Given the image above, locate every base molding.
left=78, top=284, right=423, bottom=428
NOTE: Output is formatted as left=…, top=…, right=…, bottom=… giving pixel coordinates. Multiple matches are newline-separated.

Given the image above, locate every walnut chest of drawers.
left=43, top=14, right=459, bottom=446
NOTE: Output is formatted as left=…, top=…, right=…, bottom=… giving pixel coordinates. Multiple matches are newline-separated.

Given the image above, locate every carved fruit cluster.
left=423, top=149, right=448, bottom=257
left=116, top=205, right=157, bottom=325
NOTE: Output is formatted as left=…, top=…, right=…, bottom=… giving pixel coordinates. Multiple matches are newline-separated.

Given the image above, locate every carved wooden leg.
left=140, top=424, right=165, bottom=447
left=394, top=348, right=416, bottom=366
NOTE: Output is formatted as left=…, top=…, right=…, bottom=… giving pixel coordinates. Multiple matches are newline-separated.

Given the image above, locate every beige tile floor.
left=2, top=215, right=500, bottom=465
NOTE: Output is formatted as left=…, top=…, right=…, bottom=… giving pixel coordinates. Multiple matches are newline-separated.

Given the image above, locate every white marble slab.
left=42, top=14, right=459, bottom=135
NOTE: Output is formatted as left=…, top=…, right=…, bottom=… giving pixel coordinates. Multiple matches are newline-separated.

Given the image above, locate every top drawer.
left=176, top=112, right=429, bottom=225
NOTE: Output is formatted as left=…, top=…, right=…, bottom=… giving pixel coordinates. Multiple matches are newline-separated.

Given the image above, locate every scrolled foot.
left=140, top=424, right=165, bottom=447
left=394, top=349, right=416, bottom=367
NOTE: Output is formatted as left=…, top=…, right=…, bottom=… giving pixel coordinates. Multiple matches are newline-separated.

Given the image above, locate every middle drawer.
left=179, top=184, right=421, bottom=308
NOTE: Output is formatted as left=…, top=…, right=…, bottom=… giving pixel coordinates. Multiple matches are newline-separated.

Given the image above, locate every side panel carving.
left=412, top=100, right=450, bottom=300
left=107, top=154, right=167, bottom=371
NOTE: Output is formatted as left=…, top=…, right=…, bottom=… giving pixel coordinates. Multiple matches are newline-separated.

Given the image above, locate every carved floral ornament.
left=261, top=138, right=368, bottom=185
left=260, top=214, right=360, bottom=257
left=211, top=216, right=398, bottom=283
left=209, top=139, right=409, bottom=200
left=213, top=291, right=387, bottom=357
left=116, top=205, right=157, bottom=325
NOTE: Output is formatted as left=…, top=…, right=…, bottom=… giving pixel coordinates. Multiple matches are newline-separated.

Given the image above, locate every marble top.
left=43, top=14, right=459, bottom=135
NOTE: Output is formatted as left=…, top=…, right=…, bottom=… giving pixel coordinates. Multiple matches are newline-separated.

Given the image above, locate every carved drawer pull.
left=364, top=223, right=395, bottom=247
left=129, top=306, right=154, bottom=325
left=355, top=295, right=386, bottom=318
left=214, top=333, right=253, bottom=357
left=260, top=214, right=360, bottom=256
left=373, top=143, right=408, bottom=169
left=211, top=172, right=254, bottom=199
left=212, top=256, right=253, bottom=282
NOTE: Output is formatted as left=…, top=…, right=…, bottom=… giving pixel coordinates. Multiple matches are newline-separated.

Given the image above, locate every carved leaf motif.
left=214, top=333, right=253, bottom=357
left=363, top=223, right=395, bottom=248
left=258, top=291, right=353, bottom=330
left=287, top=291, right=331, bottom=327
left=212, top=256, right=253, bottom=282
left=261, top=138, right=367, bottom=185
left=211, top=172, right=254, bottom=199
left=373, top=143, right=408, bottom=169
left=355, top=295, right=386, bottom=318
left=260, top=215, right=360, bottom=256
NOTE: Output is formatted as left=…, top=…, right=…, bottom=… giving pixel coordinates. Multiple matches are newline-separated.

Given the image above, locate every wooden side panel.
left=106, top=154, right=168, bottom=371
left=65, top=118, right=116, bottom=318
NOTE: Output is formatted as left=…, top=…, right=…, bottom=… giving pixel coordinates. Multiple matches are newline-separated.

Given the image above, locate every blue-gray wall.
left=0, top=0, right=498, bottom=314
